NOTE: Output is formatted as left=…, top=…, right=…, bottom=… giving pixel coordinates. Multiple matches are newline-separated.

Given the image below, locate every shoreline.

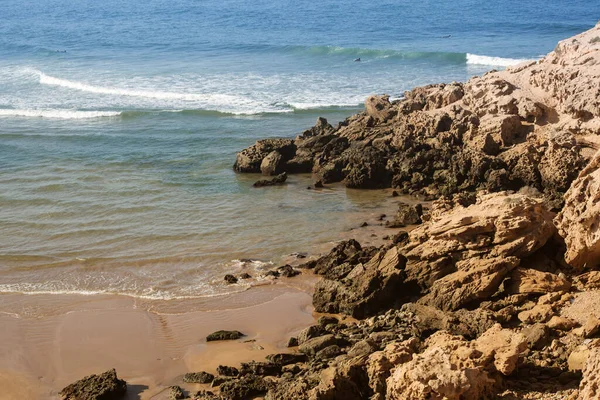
left=0, top=189, right=411, bottom=399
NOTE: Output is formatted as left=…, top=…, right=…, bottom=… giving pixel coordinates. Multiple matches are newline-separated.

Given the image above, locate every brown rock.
left=505, top=268, right=571, bottom=295
left=60, top=369, right=127, bottom=400
left=556, top=149, right=600, bottom=270
left=579, top=347, right=600, bottom=399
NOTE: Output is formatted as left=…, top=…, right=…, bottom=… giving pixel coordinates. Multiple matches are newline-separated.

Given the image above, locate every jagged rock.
left=386, top=325, right=526, bottom=399
left=278, top=264, right=300, bottom=277
left=260, top=150, right=283, bottom=175
left=579, top=347, right=600, bottom=399
left=60, top=369, right=127, bottom=400
left=365, top=95, right=396, bottom=122
left=216, top=365, right=239, bottom=376
left=223, top=274, right=238, bottom=284
left=240, top=361, right=282, bottom=376
left=521, top=323, right=550, bottom=350
left=402, top=192, right=555, bottom=311
left=183, top=371, right=214, bottom=384
left=317, top=316, right=338, bottom=326
left=169, top=386, right=185, bottom=400
left=234, top=138, right=295, bottom=173
left=505, top=268, right=571, bottom=294
left=265, top=353, right=307, bottom=365
left=367, top=338, right=419, bottom=396
left=219, top=375, right=270, bottom=400
left=253, top=172, right=287, bottom=187
left=206, top=330, right=244, bottom=342
left=298, top=334, right=338, bottom=356
left=313, top=246, right=407, bottom=318
left=315, top=345, right=343, bottom=360
left=555, top=150, right=600, bottom=270
left=547, top=316, right=577, bottom=331
left=387, top=202, right=422, bottom=227
left=517, top=304, right=554, bottom=324
left=297, top=325, right=326, bottom=345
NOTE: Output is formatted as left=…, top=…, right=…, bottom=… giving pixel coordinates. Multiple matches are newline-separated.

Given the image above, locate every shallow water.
left=0, top=0, right=597, bottom=309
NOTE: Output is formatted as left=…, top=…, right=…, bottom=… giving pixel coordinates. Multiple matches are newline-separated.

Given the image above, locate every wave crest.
left=466, top=53, right=531, bottom=67
left=0, top=108, right=121, bottom=119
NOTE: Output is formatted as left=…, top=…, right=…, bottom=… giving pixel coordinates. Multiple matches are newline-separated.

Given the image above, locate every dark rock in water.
left=169, top=386, right=185, bottom=400
left=224, top=274, right=238, bottom=284
left=240, top=361, right=282, bottom=377
left=392, top=191, right=399, bottom=197
left=264, top=270, right=280, bottom=278
left=360, top=222, right=368, bottom=227
left=234, top=138, right=296, bottom=173
left=378, top=214, right=386, bottom=221
left=260, top=150, right=284, bottom=175
left=265, top=353, right=308, bottom=365
left=219, top=375, right=270, bottom=400
left=206, top=330, right=244, bottom=342
left=239, top=273, right=251, bottom=279
left=253, top=172, right=287, bottom=187
left=314, top=180, right=324, bottom=188
left=278, top=264, right=300, bottom=278
left=287, top=337, right=298, bottom=347
left=60, top=368, right=127, bottom=400
left=317, top=316, right=338, bottom=326
left=216, top=365, right=239, bottom=376
left=290, top=252, right=307, bottom=259
left=183, top=371, right=214, bottom=384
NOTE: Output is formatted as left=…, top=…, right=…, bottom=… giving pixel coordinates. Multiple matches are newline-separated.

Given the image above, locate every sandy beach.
left=0, top=191, right=406, bottom=399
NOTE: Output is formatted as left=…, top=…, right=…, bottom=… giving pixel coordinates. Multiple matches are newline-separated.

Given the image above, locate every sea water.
left=0, top=0, right=597, bottom=304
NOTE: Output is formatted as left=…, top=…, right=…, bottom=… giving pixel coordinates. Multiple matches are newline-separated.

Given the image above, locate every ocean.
left=0, top=0, right=597, bottom=307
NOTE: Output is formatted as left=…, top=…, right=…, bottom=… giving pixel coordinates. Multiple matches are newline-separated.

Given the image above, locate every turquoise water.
left=0, top=0, right=597, bottom=301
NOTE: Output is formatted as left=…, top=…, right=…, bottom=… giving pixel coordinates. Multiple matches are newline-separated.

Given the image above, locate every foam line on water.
left=0, top=109, right=121, bottom=119
left=466, top=53, right=532, bottom=67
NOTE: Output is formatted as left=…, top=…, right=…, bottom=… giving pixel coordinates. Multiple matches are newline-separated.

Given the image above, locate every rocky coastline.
left=62, top=23, right=600, bottom=400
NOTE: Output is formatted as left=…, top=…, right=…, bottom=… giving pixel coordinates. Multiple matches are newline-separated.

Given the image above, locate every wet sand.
left=0, top=193, right=420, bottom=399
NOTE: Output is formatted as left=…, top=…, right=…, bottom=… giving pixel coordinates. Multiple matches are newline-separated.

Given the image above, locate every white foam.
left=466, top=53, right=531, bottom=67
left=0, top=109, right=121, bottom=119
left=36, top=71, right=269, bottom=114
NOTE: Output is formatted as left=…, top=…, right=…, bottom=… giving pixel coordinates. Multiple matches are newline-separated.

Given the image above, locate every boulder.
left=313, top=246, right=407, bottom=318
left=505, top=268, right=571, bottom=294
left=60, top=369, right=127, bottom=400
left=260, top=151, right=283, bottom=175
left=206, top=330, right=244, bottom=342
left=253, top=172, right=287, bottom=187
left=387, top=202, right=422, bottom=227
left=555, top=150, right=600, bottom=269
left=183, top=371, right=214, bottom=384
left=234, top=138, right=296, bottom=173
left=365, top=95, right=396, bottom=122
left=298, top=334, right=338, bottom=356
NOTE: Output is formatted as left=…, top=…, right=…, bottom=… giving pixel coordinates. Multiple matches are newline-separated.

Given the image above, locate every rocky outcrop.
left=60, top=369, right=127, bottom=400
left=386, top=325, right=527, bottom=400
left=579, top=347, right=600, bottom=400
left=404, top=191, right=556, bottom=310
left=312, top=245, right=407, bottom=318
left=234, top=24, right=600, bottom=202
left=253, top=172, right=287, bottom=187
left=555, top=150, right=600, bottom=270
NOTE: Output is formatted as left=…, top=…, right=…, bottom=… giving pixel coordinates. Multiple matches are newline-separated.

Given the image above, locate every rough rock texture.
left=404, top=191, right=556, bottom=310
left=206, top=330, right=244, bottom=342
left=386, top=325, right=526, bottom=400
left=579, top=347, right=600, bottom=400
left=312, top=245, right=407, bottom=318
left=60, top=369, right=127, bottom=400
left=234, top=24, right=600, bottom=201
left=555, top=150, right=600, bottom=270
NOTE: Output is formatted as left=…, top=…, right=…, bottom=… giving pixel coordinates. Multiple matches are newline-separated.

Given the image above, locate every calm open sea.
left=0, top=0, right=597, bottom=304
